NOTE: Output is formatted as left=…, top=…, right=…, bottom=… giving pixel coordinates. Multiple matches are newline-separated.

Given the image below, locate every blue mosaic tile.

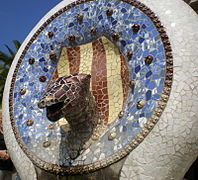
left=12, top=0, right=167, bottom=166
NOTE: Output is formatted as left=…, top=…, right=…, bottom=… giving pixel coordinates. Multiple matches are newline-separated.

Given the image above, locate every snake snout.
left=38, top=95, right=57, bottom=109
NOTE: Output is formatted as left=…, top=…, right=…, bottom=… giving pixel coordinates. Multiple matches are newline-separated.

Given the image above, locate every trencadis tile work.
left=9, top=0, right=172, bottom=174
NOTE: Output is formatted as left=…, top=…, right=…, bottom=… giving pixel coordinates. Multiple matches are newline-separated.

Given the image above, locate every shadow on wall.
left=184, top=0, right=198, bottom=13
left=0, top=111, right=16, bottom=180
left=184, top=159, right=198, bottom=180
left=0, top=111, right=14, bottom=171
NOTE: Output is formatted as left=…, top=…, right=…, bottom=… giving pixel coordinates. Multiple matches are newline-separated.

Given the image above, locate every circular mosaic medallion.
left=9, top=0, right=173, bottom=175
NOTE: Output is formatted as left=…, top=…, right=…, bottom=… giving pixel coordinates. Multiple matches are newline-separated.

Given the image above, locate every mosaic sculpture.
left=2, top=0, right=198, bottom=179
left=38, top=73, right=104, bottom=160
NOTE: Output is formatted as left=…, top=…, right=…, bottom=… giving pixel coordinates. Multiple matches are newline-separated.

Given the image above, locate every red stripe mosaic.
left=91, top=38, right=109, bottom=125
left=120, top=53, right=130, bottom=105
left=67, top=47, right=81, bottom=74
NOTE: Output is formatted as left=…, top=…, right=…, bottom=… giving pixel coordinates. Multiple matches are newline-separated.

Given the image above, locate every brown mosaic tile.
left=39, top=76, right=47, bottom=82
left=48, top=31, right=54, bottom=38
left=77, top=13, right=84, bottom=22
left=28, top=58, right=35, bottom=65
left=67, top=47, right=81, bottom=74
left=120, top=53, right=130, bottom=104
left=106, top=8, right=113, bottom=16
left=92, top=38, right=109, bottom=125
left=52, top=68, right=59, bottom=80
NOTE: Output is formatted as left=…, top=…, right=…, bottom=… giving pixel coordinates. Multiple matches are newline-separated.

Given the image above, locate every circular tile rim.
left=8, top=0, right=173, bottom=175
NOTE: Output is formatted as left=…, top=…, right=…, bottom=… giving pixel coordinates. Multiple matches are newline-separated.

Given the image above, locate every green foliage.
left=0, top=40, right=21, bottom=106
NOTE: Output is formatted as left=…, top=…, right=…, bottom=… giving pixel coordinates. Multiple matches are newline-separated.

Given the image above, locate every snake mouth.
left=46, top=101, right=64, bottom=122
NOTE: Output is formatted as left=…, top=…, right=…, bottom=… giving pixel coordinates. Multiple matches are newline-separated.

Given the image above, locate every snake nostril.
left=38, top=103, right=42, bottom=108
left=38, top=101, right=45, bottom=108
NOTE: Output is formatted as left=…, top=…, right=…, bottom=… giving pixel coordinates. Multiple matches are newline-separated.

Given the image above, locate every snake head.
left=38, top=73, right=91, bottom=122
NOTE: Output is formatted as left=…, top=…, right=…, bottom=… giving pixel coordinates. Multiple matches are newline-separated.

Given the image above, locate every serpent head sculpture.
left=38, top=74, right=91, bottom=122
left=38, top=73, right=104, bottom=159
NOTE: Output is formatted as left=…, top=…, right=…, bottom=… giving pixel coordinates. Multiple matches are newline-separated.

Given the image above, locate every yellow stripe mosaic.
left=57, top=47, right=70, bottom=77
left=101, top=37, right=123, bottom=124
left=79, top=43, right=93, bottom=75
